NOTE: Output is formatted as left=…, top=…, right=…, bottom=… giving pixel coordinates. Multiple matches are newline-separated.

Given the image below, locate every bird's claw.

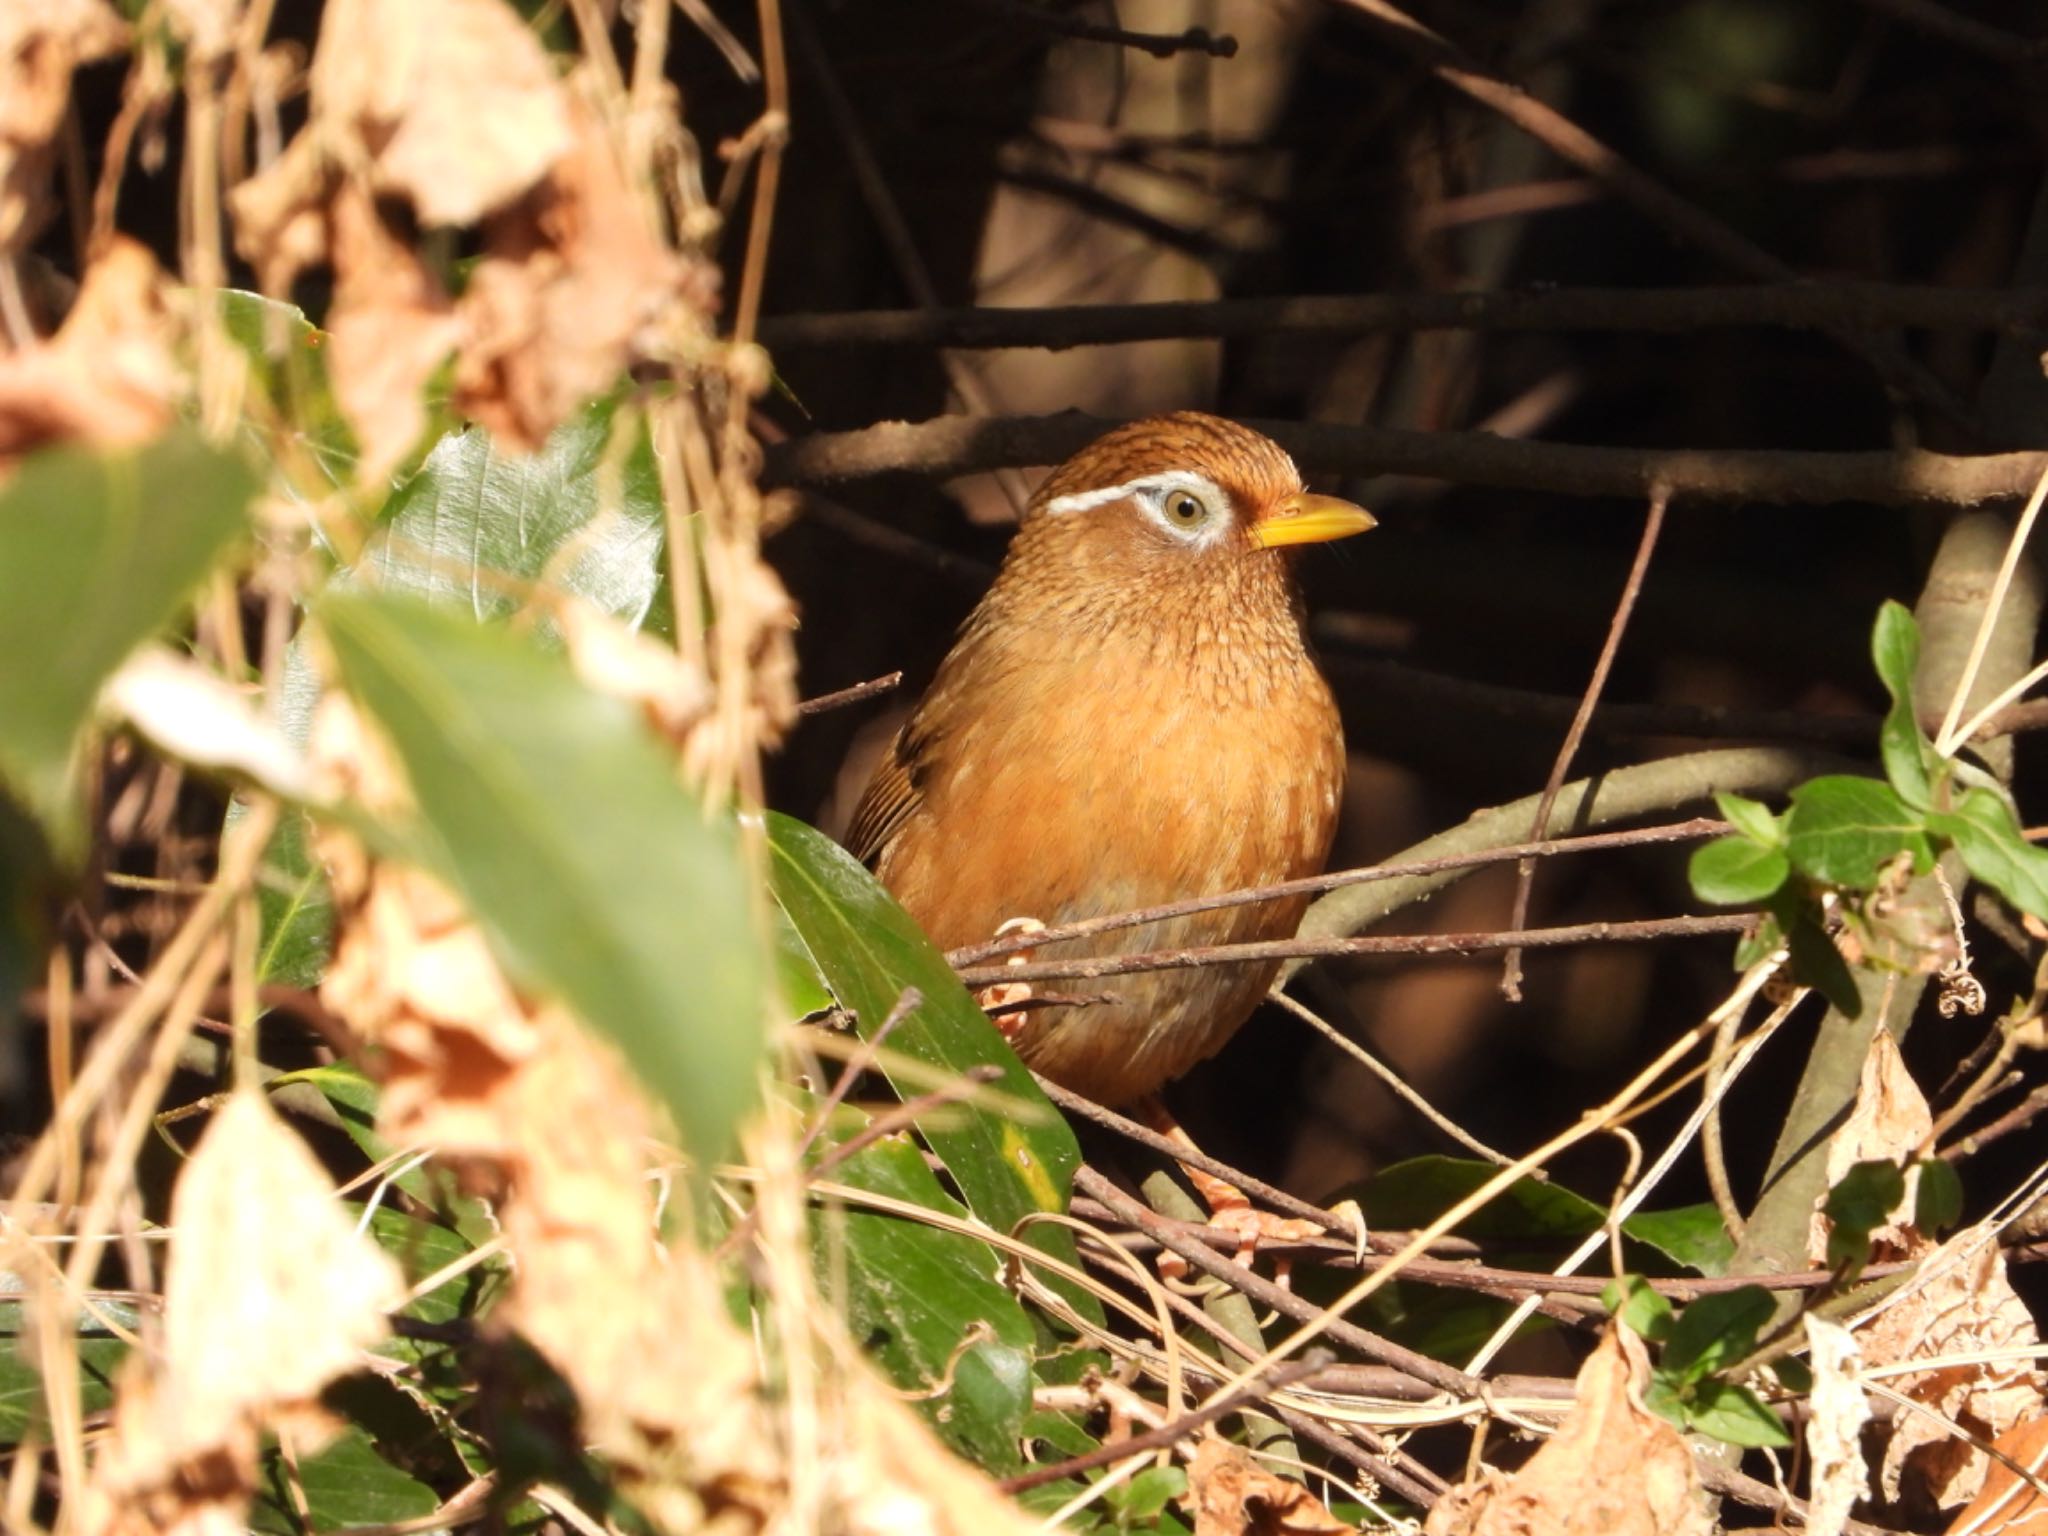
left=974, top=916, right=1047, bottom=1041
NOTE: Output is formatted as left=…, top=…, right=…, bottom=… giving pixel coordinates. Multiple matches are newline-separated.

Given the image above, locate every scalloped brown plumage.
left=848, top=412, right=1373, bottom=1106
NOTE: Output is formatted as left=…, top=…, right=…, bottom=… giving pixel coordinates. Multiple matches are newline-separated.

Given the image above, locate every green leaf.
left=1785, top=776, right=1933, bottom=890
left=1732, top=910, right=1783, bottom=971
left=365, top=399, right=669, bottom=632
left=0, top=1297, right=133, bottom=1440
left=0, top=430, right=258, bottom=858
left=249, top=1421, right=441, bottom=1534
left=1663, top=1285, right=1774, bottom=1382
left=1604, top=1275, right=1675, bottom=1342
left=252, top=805, right=333, bottom=987
left=1684, top=1381, right=1794, bottom=1448
left=1777, top=895, right=1863, bottom=1016
left=772, top=904, right=834, bottom=1018
left=1823, top=1159, right=1905, bottom=1270
left=1621, top=1204, right=1736, bottom=1276
left=1929, top=787, right=2048, bottom=923
left=1914, top=1157, right=1963, bottom=1234
left=1115, top=1466, right=1189, bottom=1523
left=1872, top=602, right=1940, bottom=810
left=1713, top=791, right=1784, bottom=848
left=1689, top=835, right=1790, bottom=905
left=217, top=290, right=357, bottom=490
left=318, top=592, right=766, bottom=1164
left=823, top=1131, right=1037, bottom=1472
left=765, top=814, right=1091, bottom=1313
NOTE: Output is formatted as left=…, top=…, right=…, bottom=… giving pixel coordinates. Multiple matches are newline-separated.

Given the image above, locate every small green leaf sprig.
left=1689, top=601, right=2048, bottom=1012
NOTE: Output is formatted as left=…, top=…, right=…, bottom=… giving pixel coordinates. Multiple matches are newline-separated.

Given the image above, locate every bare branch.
left=762, top=412, right=2048, bottom=507
left=758, top=284, right=2048, bottom=352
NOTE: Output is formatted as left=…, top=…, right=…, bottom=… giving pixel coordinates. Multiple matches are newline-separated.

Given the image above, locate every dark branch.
left=763, top=412, right=2048, bottom=507
left=757, top=285, right=2048, bottom=353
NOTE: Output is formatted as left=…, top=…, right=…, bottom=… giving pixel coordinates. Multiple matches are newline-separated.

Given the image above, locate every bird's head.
left=1004, top=413, right=1374, bottom=634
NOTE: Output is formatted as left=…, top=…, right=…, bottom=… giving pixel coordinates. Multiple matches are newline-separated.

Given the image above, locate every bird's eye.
left=1165, top=491, right=1207, bottom=526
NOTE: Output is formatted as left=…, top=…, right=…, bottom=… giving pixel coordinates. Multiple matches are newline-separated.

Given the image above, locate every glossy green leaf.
left=1713, top=791, right=1783, bottom=848
left=0, top=429, right=258, bottom=858
left=1914, top=1157, right=1963, bottom=1234
left=1785, top=776, right=1932, bottom=890
left=319, top=592, right=766, bottom=1164
left=824, top=1132, right=1036, bottom=1472
left=1620, top=1204, right=1735, bottom=1276
left=364, top=399, right=669, bottom=632
left=1929, top=787, right=2048, bottom=922
left=1684, top=1381, right=1794, bottom=1448
left=1663, top=1285, right=1774, bottom=1382
left=249, top=1421, right=441, bottom=1534
left=1689, top=835, right=1790, bottom=905
left=1823, top=1158, right=1905, bottom=1270
left=1871, top=602, right=1940, bottom=809
left=217, top=290, right=357, bottom=489
left=765, top=814, right=1090, bottom=1306
left=0, top=1297, right=133, bottom=1439
left=1604, top=1274, right=1675, bottom=1342
left=1358, top=1157, right=1730, bottom=1273
left=772, top=904, right=834, bottom=1018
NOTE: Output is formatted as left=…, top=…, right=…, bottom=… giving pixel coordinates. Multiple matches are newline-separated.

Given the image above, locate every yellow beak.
left=1247, top=491, right=1377, bottom=549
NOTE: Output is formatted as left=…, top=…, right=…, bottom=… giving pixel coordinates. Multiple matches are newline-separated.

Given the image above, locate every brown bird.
left=848, top=411, right=1374, bottom=1108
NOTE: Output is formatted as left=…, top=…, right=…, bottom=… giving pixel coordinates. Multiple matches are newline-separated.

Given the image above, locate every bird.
left=847, top=411, right=1374, bottom=1110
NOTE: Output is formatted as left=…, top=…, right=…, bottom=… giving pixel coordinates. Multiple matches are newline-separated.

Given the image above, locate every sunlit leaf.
left=1871, top=601, right=1940, bottom=809
left=1929, top=787, right=2048, bottom=922
left=765, top=814, right=1091, bottom=1313
left=1785, top=776, right=1932, bottom=890
left=0, top=429, right=258, bottom=858
left=1684, top=1381, right=1793, bottom=1448
left=1663, top=1285, right=1773, bottom=1382
left=319, top=592, right=766, bottom=1164
left=1689, top=835, right=1789, bottom=905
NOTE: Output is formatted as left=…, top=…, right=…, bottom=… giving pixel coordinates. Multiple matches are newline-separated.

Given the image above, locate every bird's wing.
left=844, top=723, right=924, bottom=867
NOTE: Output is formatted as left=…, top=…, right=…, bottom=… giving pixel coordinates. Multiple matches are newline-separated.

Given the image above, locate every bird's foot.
left=1137, top=1099, right=1344, bottom=1285
left=974, top=916, right=1046, bottom=1042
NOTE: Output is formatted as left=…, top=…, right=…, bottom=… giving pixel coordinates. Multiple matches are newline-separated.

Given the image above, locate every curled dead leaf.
left=454, top=90, right=717, bottom=452
left=1424, top=1327, right=1710, bottom=1536
left=308, top=0, right=569, bottom=227
left=1810, top=1029, right=1933, bottom=1265
left=82, top=1091, right=404, bottom=1536
left=1190, top=1438, right=1350, bottom=1536
left=1944, top=1417, right=2048, bottom=1536
left=0, top=237, right=177, bottom=467
left=0, top=0, right=126, bottom=251
left=1859, top=1226, right=2046, bottom=1511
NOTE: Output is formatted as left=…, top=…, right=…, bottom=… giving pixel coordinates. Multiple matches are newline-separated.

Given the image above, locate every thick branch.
left=758, top=284, right=2048, bottom=352
left=762, top=413, right=2048, bottom=507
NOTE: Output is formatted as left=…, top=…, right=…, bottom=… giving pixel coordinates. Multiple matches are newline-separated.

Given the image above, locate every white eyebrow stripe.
left=1042, top=470, right=1229, bottom=517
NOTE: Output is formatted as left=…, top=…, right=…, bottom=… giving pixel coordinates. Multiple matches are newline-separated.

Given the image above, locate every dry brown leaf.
left=324, top=180, right=460, bottom=480
left=308, top=0, right=569, bottom=227
left=454, top=92, right=716, bottom=451
left=1859, top=1226, right=2047, bottom=1511
left=81, top=1091, right=405, bottom=1536
left=163, top=0, right=237, bottom=61
left=1810, top=1029, right=1933, bottom=1265
left=1424, top=1327, right=1710, bottom=1536
left=1806, top=1314, right=1874, bottom=1536
left=0, top=236, right=177, bottom=466
left=1189, top=1438, right=1350, bottom=1536
left=1944, top=1417, right=2048, bottom=1536
left=0, top=0, right=126, bottom=250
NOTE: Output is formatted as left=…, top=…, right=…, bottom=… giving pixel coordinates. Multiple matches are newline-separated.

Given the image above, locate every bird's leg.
left=973, top=916, right=1047, bottom=1042
left=1137, top=1098, right=1326, bottom=1280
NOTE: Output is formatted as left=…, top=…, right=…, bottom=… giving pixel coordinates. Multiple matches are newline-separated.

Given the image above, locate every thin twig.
left=795, top=671, right=903, bottom=716
left=948, top=819, right=1725, bottom=966
left=955, top=912, right=1750, bottom=988
left=963, top=0, right=1237, bottom=58
left=762, top=412, right=2048, bottom=507
left=1502, top=489, right=1669, bottom=999
left=758, top=284, right=2048, bottom=352
left=1264, top=989, right=1514, bottom=1165
left=996, top=1358, right=1329, bottom=1496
